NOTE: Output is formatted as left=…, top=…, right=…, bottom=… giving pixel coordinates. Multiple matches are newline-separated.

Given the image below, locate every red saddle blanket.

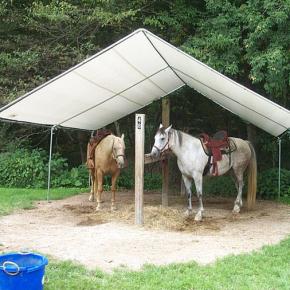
left=199, top=131, right=230, bottom=176
left=86, top=129, right=112, bottom=169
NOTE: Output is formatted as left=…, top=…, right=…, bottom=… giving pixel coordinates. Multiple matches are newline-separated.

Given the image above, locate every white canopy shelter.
left=0, top=28, right=289, bottom=137
left=0, top=28, right=289, bottom=201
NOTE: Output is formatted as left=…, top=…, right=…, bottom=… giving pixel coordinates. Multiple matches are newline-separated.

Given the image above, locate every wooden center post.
left=162, top=97, right=170, bottom=206
left=135, top=114, right=145, bottom=225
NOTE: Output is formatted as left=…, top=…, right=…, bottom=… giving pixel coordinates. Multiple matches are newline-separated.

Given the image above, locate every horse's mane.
left=170, top=128, right=199, bottom=147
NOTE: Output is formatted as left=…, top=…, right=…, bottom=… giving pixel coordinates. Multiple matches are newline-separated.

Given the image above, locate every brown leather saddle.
left=199, top=131, right=236, bottom=176
left=86, top=129, right=112, bottom=170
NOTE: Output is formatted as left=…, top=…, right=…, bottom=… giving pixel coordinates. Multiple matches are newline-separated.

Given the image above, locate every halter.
left=153, top=134, right=170, bottom=155
left=112, top=152, right=125, bottom=160
left=112, top=138, right=125, bottom=161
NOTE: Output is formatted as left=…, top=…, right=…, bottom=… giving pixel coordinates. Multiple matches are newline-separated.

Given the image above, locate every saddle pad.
left=87, top=130, right=112, bottom=169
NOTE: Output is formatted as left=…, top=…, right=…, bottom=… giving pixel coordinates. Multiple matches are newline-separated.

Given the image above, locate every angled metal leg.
left=278, top=137, right=281, bottom=200
left=47, top=125, right=56, bottom=202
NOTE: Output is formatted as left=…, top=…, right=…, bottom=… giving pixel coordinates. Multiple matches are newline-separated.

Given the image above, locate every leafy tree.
left=0, top=0, right=289, bottom=174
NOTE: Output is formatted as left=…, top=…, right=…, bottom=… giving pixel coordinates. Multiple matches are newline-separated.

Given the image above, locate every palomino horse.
left=88, top=134, right=126, bottom=211
left=150, top=124, right=257, bottom=221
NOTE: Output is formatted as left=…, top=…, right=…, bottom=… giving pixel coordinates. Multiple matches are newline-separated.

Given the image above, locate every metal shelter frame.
left=277, top=129, right=290, bottom=199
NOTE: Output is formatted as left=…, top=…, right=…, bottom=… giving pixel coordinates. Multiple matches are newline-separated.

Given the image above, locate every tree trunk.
left=247, top=123, right=257, bottom=146
left=114, top=121, right=121, bottom=136
left=77, top=132, right=85, bottom=164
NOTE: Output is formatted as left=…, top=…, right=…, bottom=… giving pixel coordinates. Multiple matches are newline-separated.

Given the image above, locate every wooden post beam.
left=135, top=114, right=145, bottom=225
left=162, top=97, right=170, bottom=206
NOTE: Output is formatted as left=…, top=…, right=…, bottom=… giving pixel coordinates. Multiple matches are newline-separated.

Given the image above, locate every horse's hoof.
left=89, top=195, right=94, bottom=202
left=232, top=204, right=240, bottom=214
left=111, top=206, right=117, bottom=211
left=184, top=209, right=193, bottom=216
left=194, top=212, right=203, bottom=222
left=95, top=205, right=101, bottom=212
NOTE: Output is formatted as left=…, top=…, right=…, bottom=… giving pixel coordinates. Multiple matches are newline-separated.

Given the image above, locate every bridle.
left=112, top=151, right=125, bottom=160
left=153, top=134, right=170, bottom=155
left=112, top=138, right=125, bottom=161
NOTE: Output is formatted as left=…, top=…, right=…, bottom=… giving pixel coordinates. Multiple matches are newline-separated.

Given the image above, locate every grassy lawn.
left=0, top=189, right=289, bottom=289
left=44, top=237, right=290, bottom=290
left=0, top=187, right=88, bottom=215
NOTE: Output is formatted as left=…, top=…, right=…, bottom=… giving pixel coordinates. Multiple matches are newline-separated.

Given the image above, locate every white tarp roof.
left=0, top=28, right=289, bottom=137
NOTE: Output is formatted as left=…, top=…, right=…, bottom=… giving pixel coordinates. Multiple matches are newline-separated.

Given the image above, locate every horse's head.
left=150, top=124, right=172, bottom=158
left=113, top=134, right=126, bottom=169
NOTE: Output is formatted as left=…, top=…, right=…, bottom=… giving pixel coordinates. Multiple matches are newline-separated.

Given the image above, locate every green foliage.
left=0, top=148, right=46, bottom=188
left=257, top=168, right=290, bottom=199
left=50, top=164, right=89, bottom=188
left=144, top=172, right=162, bottom=190
left=29, top=1, right=77, bottom=23
left=116, top=169, right=134, bottom=189
left=244, top=0, right=290, bottom=105
left=0, top=147, right=160, bottom=191
left=112, top=168, right=161, bottom=190
left=203, top=175, right=236, bottom=196
left=43, top=236, right=290, bottom=289
left=0, top=148, right=89, bottom=188
left=200, top=168, right=290, bottom=200
left=182, top=1, right=243, bottom=77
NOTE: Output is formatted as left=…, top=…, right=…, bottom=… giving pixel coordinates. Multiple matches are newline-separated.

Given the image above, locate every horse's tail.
left=247, top=142, right=257, bottom=210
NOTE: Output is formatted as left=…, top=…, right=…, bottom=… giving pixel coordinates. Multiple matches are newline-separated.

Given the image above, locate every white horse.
left=150, top=124, right=257, bottom=221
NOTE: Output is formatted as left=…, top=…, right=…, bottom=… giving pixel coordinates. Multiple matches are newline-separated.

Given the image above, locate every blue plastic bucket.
left=0, top=252, right=48, bottom=290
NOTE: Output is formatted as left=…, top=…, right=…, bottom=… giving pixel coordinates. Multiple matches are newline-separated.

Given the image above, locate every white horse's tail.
left=247, top=142, right=257, bottom=210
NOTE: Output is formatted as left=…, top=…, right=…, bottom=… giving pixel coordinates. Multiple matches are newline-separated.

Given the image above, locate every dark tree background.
left=0, top=0, right=289, bottom=174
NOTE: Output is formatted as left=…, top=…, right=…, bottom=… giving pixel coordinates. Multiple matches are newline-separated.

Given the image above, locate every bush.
left=201, top=168, right=290, bottom=200
left=4, top=147, right=287, bottom=201
left=0, top=148, right=89, bottom=188
left=116, top=169, right=134, bottom=189
left=202, top=175, right=236, bottom=196
left=144, top=172, right=162, bottom=190
left=115, top=168, right=162, bottom=190
left=51, top=164, right=89, bottom=188
left=0, top=148, right=46, bottom=187
left=0, top=148, right=161, bottom=190
left=257, top=168, right=290, bottom=199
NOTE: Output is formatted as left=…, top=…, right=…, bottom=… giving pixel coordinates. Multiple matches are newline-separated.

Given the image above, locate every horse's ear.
left=121, top=133, right=124, bottom=140
left=159, top=124, right=163, bottom=129
left=165, top=125, right=172, bottom=133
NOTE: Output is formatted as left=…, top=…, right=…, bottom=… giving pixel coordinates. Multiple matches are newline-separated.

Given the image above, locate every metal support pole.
left=47, top=125, right=56, bottom=202
left=278, top=137, right=281, bottom=200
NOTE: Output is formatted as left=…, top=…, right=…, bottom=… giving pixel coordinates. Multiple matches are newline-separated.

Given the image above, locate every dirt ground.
left=0, top=191, right=289, bottom=272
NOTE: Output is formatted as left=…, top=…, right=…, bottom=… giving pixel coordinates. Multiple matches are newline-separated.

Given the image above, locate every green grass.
left=280, top=196, right=290, bottom=205
left=0, top=188, right=289, bottom=289
left=0, top=187, right=88, bottom=215
left=44, top=237, right=290, bottom=290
